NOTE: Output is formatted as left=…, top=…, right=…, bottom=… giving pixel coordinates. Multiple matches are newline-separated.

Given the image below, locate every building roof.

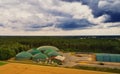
left=15, top=51, right=32, bottom=60
left=54, top=55, right=65, bottom=61
left=47, top=51, right=60, bottom=57
left=27, top=48, right=41, bottom=55
left=44, top=49, right=56, bottom=55
left=37, top=46, right=59, bottom=52
left=32, top=53, right=48, bottom=61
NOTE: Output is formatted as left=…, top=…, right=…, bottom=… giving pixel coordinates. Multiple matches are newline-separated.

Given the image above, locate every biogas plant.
left=15, top=46, right=65, bottom=65
left=14, top=46, right=120, bottom=67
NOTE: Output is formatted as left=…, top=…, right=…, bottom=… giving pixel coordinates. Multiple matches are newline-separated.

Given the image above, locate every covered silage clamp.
left=96, top=53, right=120, bottom=62
left=32, top=52, right=48, bottom=62
left=37, top=46, right=59, bottom=52
left=15, top=51, right=32, bottom=60
left=27, top=48, right=41, bottom=55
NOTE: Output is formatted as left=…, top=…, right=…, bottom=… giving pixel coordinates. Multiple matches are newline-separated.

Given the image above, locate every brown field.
left=0, top=63, right=113, bottom=74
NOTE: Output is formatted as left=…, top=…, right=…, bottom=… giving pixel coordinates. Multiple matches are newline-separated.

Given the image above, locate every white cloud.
left=0, top=0, right=119, bottom=35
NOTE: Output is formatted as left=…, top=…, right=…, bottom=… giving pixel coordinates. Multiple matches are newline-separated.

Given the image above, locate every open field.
left=0, top=63, right=113, bottom=74
left=0, top=61, right=7, bottom=66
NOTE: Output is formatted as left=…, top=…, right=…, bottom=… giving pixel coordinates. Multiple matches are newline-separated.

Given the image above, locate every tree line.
left=0, top=36, right=120, bottom=60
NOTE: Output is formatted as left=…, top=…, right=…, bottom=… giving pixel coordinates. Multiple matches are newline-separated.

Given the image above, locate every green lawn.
left=0, top=61, right=7, bottom=66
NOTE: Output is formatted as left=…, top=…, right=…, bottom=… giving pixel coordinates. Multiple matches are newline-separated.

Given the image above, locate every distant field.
left=0, top=61, right=7, bottom=66
left=0, top=63, right=112, bottom=74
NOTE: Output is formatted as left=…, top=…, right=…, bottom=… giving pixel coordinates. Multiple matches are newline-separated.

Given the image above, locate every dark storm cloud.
left=24, top=24, right=53, bottom=31
left=56, top=19, right=94, bottom=30
left=0, top=24, right=4, bottom=27
left=62, top=0, right=120, bottom=22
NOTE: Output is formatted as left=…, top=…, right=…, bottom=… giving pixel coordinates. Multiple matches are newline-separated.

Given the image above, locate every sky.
left=0, top=0, right=120, bottom=36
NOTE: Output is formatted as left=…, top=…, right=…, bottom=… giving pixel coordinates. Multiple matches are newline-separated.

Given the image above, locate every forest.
left=0, top=36, right=120, bottom=60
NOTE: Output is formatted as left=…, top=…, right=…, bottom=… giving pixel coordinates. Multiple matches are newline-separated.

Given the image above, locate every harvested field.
left=0, top=63, right=112, bottom=74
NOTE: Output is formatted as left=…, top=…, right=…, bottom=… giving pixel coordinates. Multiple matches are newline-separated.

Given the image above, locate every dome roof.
left=27, top=48, right=41, bottom=55
left=47, top=51, right=60, bottom=57
left=37, top=46, right=59, bottom=52
left=15, top=51, right=32, bottom=60
left=44, top=49, right=55, bottom=55
left=32, top=53, right=48, bottom=61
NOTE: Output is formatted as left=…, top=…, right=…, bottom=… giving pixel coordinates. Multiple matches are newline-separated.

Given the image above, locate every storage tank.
left=27, top=48, right=41, bottom=55
left=37, top=46, right=59, bottom=52
left=96, top=53, right=120, bottom=63
left=15, top=51, right=32, bottom=60
left=32, top=53, right=48, bottom=62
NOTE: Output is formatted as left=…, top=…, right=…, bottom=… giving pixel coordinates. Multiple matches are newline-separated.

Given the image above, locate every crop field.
left=0, top=63, right=112, bottom=74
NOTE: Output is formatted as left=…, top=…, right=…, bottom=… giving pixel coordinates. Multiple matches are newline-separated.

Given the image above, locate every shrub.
left=0, top=48, right=16, bottom=60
